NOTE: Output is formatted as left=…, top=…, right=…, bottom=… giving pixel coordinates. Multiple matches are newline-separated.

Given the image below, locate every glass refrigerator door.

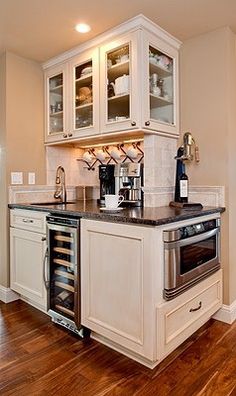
left=48, top=73, right=64, bottom=134
left=49, top=227, right=78, bottom=321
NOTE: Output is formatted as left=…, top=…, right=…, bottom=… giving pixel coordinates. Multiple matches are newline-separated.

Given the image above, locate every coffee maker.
left=98, top=165, right=115, bottom=205
left=114, top=163, right=143, bottom=207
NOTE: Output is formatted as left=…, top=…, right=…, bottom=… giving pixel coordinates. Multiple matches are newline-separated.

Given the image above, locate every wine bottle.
left=179, top=172, right=188, bottom=203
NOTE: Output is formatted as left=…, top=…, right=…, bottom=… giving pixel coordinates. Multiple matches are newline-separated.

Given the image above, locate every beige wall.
left=6, top=52, right=46, bottom=185
left=0, top=52, right=46, bottom=289
left=180, top=27, right=236, bottom=304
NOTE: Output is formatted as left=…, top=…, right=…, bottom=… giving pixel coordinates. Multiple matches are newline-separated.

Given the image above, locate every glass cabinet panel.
left=74, top=60, right=93, bottom=130
left=49, top=73, right=64, bottom=134
left=106, top=44, right=130, bottom=123
left=149, top=45, right=174, bottom=126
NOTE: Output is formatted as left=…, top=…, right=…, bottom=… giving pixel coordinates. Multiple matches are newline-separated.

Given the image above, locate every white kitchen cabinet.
left=81, top=218, right=159, bottom=362
left=45, top=62, right=69, bottom=143
left=81, top=218, right=222, bottom=368
left=69, top=48, right=100, bottom=139
left=100, top=32, right=140, bottom=134
left=157, top=270, right=222, bottom=359
left=45, top=48, right=99, bottom=143
left=10, top=210, right=48, bottom=310
left=142, top=31, right=179, bottom=135
left=43, top=15, right=181, bottom=144
left=100, top=30, right=179, bottom=136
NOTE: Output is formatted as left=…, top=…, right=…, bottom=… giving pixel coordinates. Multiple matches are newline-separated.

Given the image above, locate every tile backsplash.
left=46, top=146, right=99, bottom=187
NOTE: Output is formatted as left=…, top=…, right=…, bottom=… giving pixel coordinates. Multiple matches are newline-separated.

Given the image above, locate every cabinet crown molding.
left=42, top=14, right=182, bottom=70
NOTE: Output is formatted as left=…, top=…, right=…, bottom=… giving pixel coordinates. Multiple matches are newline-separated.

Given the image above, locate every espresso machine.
left=98, top=164, right=115, bottom=205
left=114, top=163, right=143, bottom=207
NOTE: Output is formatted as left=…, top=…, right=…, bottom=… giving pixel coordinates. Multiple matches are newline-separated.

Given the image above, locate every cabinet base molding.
left=20, top=296, right=47, bottom=314
left=91, top=332, right=159, bottom=369
left=0, top=286, right=19, bottom=303
left=213, top=300, right=236, bottom=324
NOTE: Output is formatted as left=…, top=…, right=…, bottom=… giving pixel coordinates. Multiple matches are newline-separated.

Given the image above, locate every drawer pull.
left=189, top=301, right=202, bottom=313
left=22, top=219, right=34, bottom=223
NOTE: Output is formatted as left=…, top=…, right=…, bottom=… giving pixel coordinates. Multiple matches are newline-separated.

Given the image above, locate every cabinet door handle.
left=131, top=121, right=136, bottom=126
left=189, top=301, right=202, bottom=312
left=68, top=133, right=73, bottom=137
left=63, top=133, right=68, bottom=138
left=41, top=236, right=46, bottom=242
left=43, top=247, right=50, bottom=289
left=22, top=219, right=33, bottom=223
left=145, top=121, right=150, bottom=126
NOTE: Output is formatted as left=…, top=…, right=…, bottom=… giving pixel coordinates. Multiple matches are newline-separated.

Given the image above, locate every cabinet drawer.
left=10, top=209, right=48, bottom=233
left=157, top=270, right=222, bottom=358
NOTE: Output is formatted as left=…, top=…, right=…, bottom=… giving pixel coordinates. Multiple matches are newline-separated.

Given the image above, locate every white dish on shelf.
left=81, top=66, right=92, bottom=76
left=100, top=207, right=124, bottom=212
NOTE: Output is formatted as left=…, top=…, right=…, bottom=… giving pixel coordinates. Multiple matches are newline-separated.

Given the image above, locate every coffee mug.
left=110, top=147, right=121, bottom=160
left=104, top=194, right=124, bottom=208
left=83, top=151, right=93, bottom=163
left=126, top=145, right=138, bottom=159
left=96, top=149, right=106, bottom=162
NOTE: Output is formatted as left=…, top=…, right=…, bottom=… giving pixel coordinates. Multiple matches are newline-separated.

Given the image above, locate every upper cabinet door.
left=45, top=63, right=69, bottom=143
left=100, top=32, right=140, bottom=134
left=69, top=48, right=100, bottom=139
left=142, top=31, right=179, bottom=136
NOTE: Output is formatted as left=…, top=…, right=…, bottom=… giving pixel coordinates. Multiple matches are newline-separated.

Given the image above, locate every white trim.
left=0, top=285, right=19, bottom=303
left=42, top=14, right=181, bottom=70
left=213, top=300, right=236, bottom=324
left=20, top=296, right=47, bottom=314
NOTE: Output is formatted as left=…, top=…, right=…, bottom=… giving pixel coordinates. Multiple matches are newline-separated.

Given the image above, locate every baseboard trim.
left=0, top=285, right=19, bottom=303
left=213, top=300, right=236, bottom=324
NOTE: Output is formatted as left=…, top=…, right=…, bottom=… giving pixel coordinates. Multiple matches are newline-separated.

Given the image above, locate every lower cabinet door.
left=81, top=219, right=156, bottom=360
left=10, top=227, right=47, bottom=310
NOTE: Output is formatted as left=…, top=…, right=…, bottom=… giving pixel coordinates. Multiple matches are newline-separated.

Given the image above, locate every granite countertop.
left=8, top=200, right=225, bottom=226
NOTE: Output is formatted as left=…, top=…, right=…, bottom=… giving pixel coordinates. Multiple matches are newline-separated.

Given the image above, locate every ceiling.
left=1, top=0, right=236, bottom=63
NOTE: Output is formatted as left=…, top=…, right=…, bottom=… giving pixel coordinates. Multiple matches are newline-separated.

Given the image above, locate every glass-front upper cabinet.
left=45, top=63, right=68, bottom=142
left=70, top=48, right=99, bottom=138
left=100, top=33, right=139, bottom=134
left=142, top=32, right=179, bottom=136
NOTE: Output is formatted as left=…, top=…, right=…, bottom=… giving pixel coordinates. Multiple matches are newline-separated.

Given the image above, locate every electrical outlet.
left=11, top=172, right=23, bottom=185
left=28, top=172, right=35, bottom=185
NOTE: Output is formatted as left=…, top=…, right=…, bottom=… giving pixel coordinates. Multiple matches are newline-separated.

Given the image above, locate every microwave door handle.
left=43, top=247, right=50, bottom=289
left=166, top=228, right=219, bottom=249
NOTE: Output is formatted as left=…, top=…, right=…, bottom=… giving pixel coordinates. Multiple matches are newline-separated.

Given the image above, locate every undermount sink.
left=30, top=201, right=77, bottom=206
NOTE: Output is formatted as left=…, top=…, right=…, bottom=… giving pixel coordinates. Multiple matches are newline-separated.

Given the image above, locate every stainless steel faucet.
left=54, top=166, right=67, bottom=203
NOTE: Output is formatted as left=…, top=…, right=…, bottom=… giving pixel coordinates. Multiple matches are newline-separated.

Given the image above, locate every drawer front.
left=157, top=270, right=222, bottom=358
left=10, top=209, right=48, bottom=233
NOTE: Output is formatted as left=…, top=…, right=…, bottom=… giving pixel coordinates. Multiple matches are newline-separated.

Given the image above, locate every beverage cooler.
left=44, top=215, right=88, bottom=337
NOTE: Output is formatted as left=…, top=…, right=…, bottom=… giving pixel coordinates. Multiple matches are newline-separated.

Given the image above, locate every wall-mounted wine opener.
left=170, top=132, right=202, bottom=209
left=175, top=132, right=200, bottom=163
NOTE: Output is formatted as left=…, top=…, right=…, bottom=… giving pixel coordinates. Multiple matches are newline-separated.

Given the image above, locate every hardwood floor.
left=0, top=300, right=236, bottom=395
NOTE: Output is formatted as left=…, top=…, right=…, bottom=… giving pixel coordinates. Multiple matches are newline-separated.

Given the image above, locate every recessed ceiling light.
left=75, top=23, right=91, bottom=33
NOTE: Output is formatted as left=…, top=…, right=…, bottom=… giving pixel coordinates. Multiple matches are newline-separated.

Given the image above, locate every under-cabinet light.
left=77, top=138, right=144, bottom=149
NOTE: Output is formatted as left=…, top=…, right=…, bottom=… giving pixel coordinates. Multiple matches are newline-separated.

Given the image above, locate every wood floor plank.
left=1, top=300, right=236, bottom=396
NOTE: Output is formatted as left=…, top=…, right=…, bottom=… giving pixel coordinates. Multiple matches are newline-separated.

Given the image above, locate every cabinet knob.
left=63, top=133, right=68, bottom=138
left=68, top=133, right=73, bottom=137
left=131, top=121, right=136, bottom=127
left=145, top=121, right=150, bottom=126
left=41, top=237, right=46, bottom=242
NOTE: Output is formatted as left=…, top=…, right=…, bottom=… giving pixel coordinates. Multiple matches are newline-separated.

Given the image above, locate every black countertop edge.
left=8, top=202, right=226, bottom=227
